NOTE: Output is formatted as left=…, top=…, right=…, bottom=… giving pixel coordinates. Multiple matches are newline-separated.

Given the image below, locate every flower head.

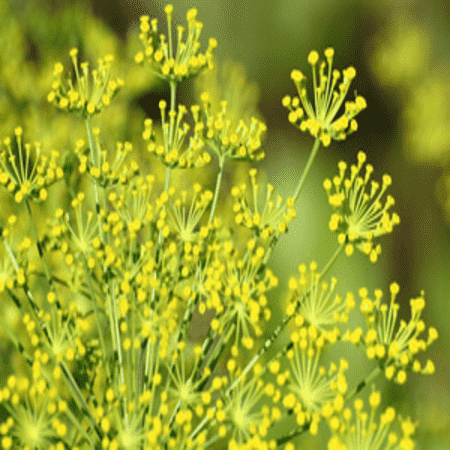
left=324, top=151, right=400, bottom=263
left=280, top=316, right=349, bottom=435
left=283, top=48, right=366, bottom=146
left=48, top=49, right=123, bottom=117
left=194, top=92, right=267, bottom=162
left=0, top=128, right=64, bottom=203
left=55, top=192, right=100, bottom=257
left=0, top=376, right=62, bottom=449
left=217, top=363, right=278, bottom=446
left=135, top=6, right=218, bottom=83
left=286, top=262, right=355, bottom=332
left=142, top=102, right=211, bottom=168
left=231, top=168, right=296, bottom=239
left=359, top=282, right=438, bottom=384
left=202, top=238, right=276, bottom=351
left=327, top=386, right=417, bottom=450
left=74, top=134, right=136, bottom=189
left=167, top=183, right=213, bottom=242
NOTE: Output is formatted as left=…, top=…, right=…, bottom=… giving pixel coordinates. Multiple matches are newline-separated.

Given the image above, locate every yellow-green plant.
left=0, top=4, right=438, bottom=450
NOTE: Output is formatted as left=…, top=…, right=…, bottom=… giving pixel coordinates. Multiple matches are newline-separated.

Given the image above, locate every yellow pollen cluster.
left=324, top=151, right=400, bottom=263
left=231, top=168, right=296, bottom=239
left=195, top=92, right=267, bottom=162
left=286, top=261, right=355, bottom=331
left=135, top=6, right=218, bottom=82
left=327, top=386, right=417, bottom=450
left=48, top=49, right=123, bottom=118
left=283, top=48, right=366, bottom=146
left=359, top=282, right=438, bottom=384
left=0, top=128, right=63, bottom=204
left=143, top=105, right=211, bottom=168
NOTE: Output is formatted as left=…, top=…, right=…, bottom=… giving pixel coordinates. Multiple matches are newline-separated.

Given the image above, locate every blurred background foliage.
left=1, top=0, right=450, bottom=447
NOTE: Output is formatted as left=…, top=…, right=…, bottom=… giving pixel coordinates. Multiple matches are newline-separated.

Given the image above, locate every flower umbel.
left=359, top=282, right=438, bottom=384
left=283, top=48, right=366, bottom=146
left=142, top=101, right=211, bottom=168
left=328, top=387, right=417, bottom=450
left=281, top=317, right=349, bottom=435
left=48, top=48, right=123, bottom=117
left=324, top=151, right=400, bottom=263
left=286, top=262, right=355, bottom=332
left=0, top=128, right=63, bottom=203
left=194, top=92, right=267, bottom=162
left=231, top=168, right=296, bottom=240
left=135, top=5, right=218, bottom=83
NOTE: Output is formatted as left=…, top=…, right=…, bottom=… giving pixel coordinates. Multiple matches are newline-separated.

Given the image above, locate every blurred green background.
left=1, top=0, right=450, bottom=448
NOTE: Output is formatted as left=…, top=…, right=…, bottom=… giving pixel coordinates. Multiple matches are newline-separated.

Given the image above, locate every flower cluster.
left=135, top=5, right=218, bottom=82
left=0, top=127, right=64, bottom=203
left=328, top=386, right=417, bottom=450
left=142, top=101, right=211, bottom=168
left=283, top=48, right=367, bottom=146
left=324, top=151, right=400, bottom=263
left=48, top=48, right=124, bottom=118
left=0, top=4, right=439, bottom=450
left=280, top=318, right=349, bottom=436
left=193, top=92, right=267, bottom=162
left=231, top=168, right=296, bottom=240
left=73, top=133, right=139, bottom=188
left=286, top=262, right=355, bottom=332
left=357, top=282, right=438, bottom=384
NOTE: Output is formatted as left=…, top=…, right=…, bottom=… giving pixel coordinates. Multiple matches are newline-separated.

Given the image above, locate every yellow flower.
left=135, top=6, right=217, bottom=83
left=195, top=92, right=267, bottom=162
left=0, top=128, right=64, bottom=204
left=286, top=262, right=355, bottom=331
left=359, top=282, right=438, bottom=384
left=48, top=49, right=123, bottom=117
left=142, top=104, right=211, bottom=169
left=167, top=184, right=213, bottom=242
left=283, top=48, right=366, bottom=146
left=231, top=168, right=296, bottom=239
left=324, top=151, right=400, bottom=263
left=281, top=318, right=349, bottom=435
left=328, top=386, right=417, bottom=450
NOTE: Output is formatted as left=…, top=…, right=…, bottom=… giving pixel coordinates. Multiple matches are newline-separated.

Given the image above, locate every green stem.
left=25, top=200, right=54, bottom=290
left=345, top=365, right=382, bottom=403
left=209, top=155, right=225, bottom=223
left=170, top=80, right=177, bottom=120
left=85, top=117, right=102, bottom=225
left=276, top=423, right=310, bottom=446
left=320, top=242, right=344, bottom=279
left=81, top=254, right=110, bottom=380
left=256, top=140, right=322, bottom=271
left=293, top=138, right=321, bottom=203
